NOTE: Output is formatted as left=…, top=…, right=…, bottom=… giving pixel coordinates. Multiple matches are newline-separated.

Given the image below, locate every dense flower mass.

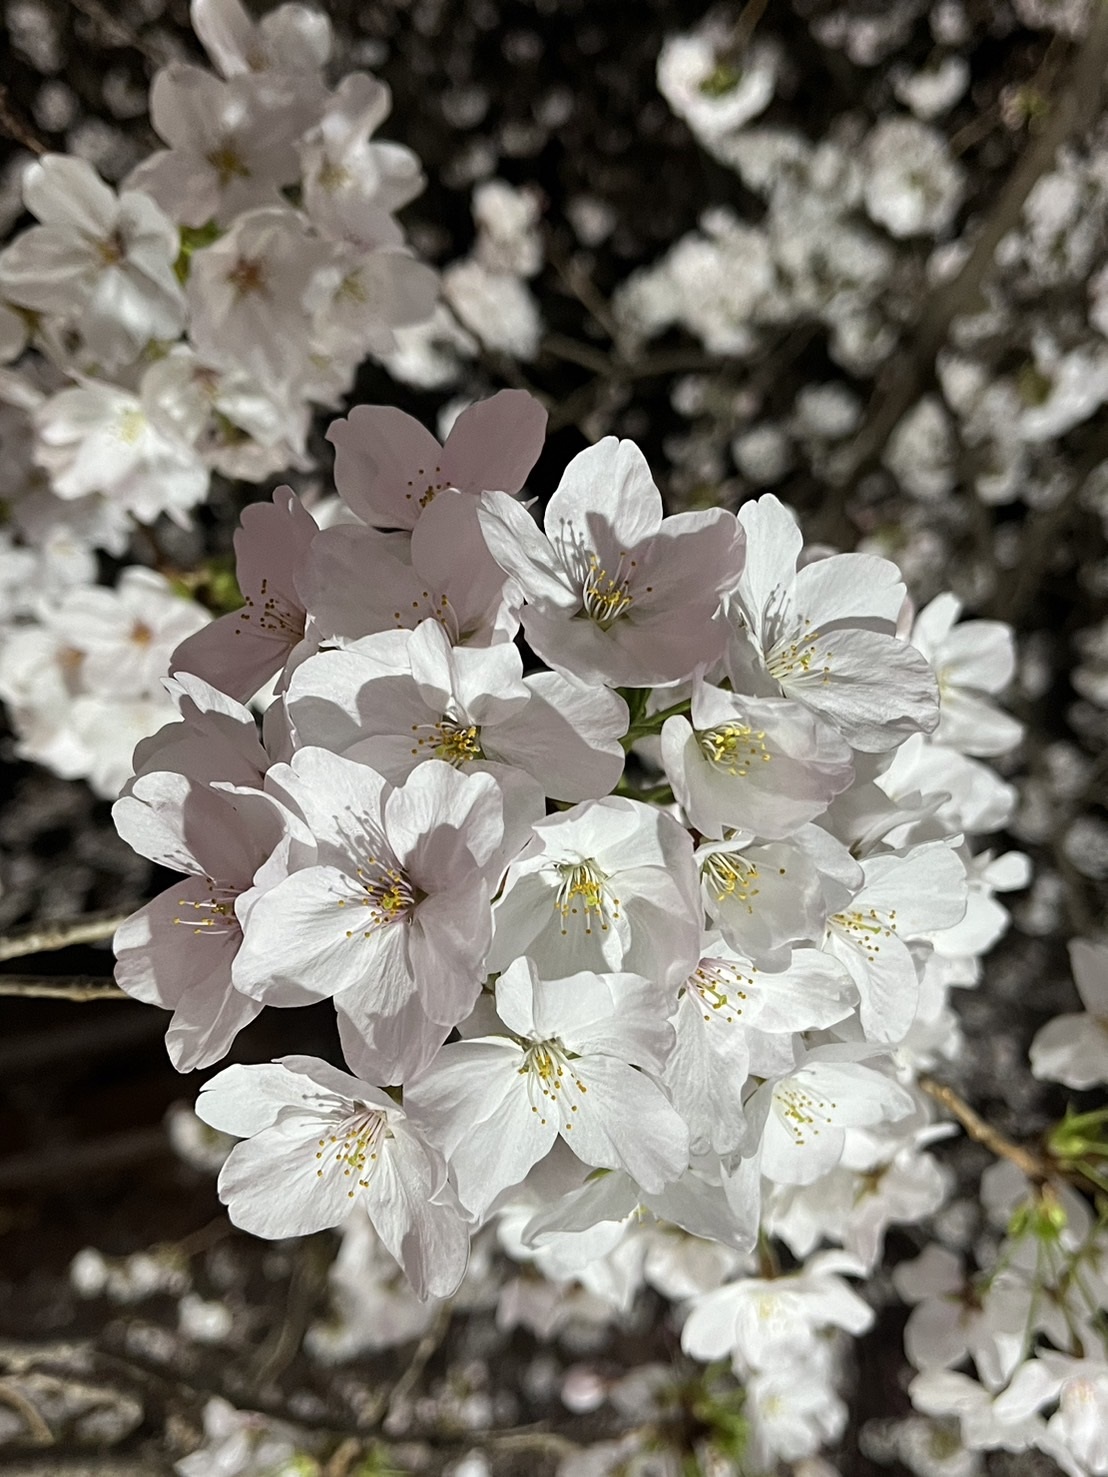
left=99, top=378, right=1044, bottom=1470
left=2, top=0, right=1106, bottom=1472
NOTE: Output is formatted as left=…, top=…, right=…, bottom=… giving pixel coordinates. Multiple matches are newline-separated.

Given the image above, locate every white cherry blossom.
left=407, top=958, right=690, bottom=1218
left=1030, top=938, right=1108, bottom=1090
left=196, top=1057, right=469, bottom=1298
left=661, top=678, right=854, bottom=839
left=724, top=493, right=939, bottom=751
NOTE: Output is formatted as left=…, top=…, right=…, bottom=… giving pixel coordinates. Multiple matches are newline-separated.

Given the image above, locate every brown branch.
left=834, top=3, right=1108, bottom=491
left=0, top=914, right=128, bottom=964
left=918, top=1075, right=1055, bottom=1182
left=0, top=976, right=126, bottom=1002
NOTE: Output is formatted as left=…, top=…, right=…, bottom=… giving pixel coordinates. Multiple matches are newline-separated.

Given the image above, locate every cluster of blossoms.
left=0, top=0, right=434, bottom=795
left=105, top=379, right=1041, bottom=1469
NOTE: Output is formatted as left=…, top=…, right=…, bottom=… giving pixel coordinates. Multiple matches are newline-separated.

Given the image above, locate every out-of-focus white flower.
left=658, top=22, right=779, bottom=147
left=862, top=117, right=966, bottom=238
left=1030, top=938, right=1108, bottom=1089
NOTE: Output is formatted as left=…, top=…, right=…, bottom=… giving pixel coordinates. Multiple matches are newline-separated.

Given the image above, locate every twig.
left=834, top=3, right=1108, bottom=491
left=0, top=1379, right=54, bottom=1446
left=382, top=1300, right=453, bottom=1430
left=0, top=913, right=128, bottom=963
left=0, top=86, right=46, bottom=155
left=918, top=1075, right=1054, bottom=1182
left=0, top=976, right=126, bottom=1002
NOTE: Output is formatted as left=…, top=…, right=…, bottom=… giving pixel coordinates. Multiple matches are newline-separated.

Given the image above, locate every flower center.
left=410, top=716, right=483, bottom=767
left=766, top=619, right=833, bottom=684
left=831, top=907, right=897, bottom=963
left=687, top=957, right=753, bottom=1023
left=774, top=1081, right=837, bottom=1146
left=700, top=851, right=760, bottom=910
left=235, top=576, right=305, bottom=641
left=698, top=722, right=770, bottom=776
left=403, top=465, right=450, bottom=510
left=518, top=1039, right=588, bottom=1132
left=172, top=880, right=240, bottom=937
left=390, top=588, right=460, bottom=642
left=553, top=859, right=620, bottom=936
left=227, top=255, right=268, bottom=297
left=581, top=551, right=648, bottom=628
left=206, top=142, right=251, bottom=186
left=314, top=1106, right=388, bottom=1197
left=341, top=858, right=420, bottom=938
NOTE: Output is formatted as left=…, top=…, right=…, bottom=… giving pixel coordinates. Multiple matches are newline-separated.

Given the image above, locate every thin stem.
left=918, top=1075, right=1055, bottom=1183
left=0, top=975, right=127, bottom=1002
left=0, top=912, right=128, bottom=963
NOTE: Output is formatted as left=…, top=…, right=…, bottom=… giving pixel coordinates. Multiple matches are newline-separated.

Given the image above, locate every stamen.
left=700, top=851, right=760, bottom=911
left=553, top=859, right=620, bottom=936
left=313, top=1105, right=390, bottom=1197
left=698, top=722, right=771, bottom=776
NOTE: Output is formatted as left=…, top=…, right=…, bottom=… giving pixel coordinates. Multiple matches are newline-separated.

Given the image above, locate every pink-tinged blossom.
left=130, top=674, right=269, bottom=791
left=232, top=748, right=504, bottom=1047
left=286, top=618, right=627, bottom=804
left=127, top=65, right=314, bottom=227
left=172, top=486, right=318, bottom=703
left=407, top=958, right=689, bottom=1218
left=479, top=437, right=743, bottom=686
left=661, top=679, right=854, bottom=840
left=328, top=389, right=547, bottom=530
left=825, top=841, right=967, bottom=1043
left=724, top=493, right=939, bottom=751
left=195, top=1057, right=469, bottom=1299
left=1030, top=938, right=1108, bottom=1090
left=488, top=794, right=701, bottom=986
left=113, top=772, right=310, bottom=1069
left=300, top=492, right=521, bottom=648
left=0, top=155, right=185, bottom=370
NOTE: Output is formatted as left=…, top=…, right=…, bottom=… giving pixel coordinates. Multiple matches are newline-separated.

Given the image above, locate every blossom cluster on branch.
left=104, top=376, right=1046, bottom=1469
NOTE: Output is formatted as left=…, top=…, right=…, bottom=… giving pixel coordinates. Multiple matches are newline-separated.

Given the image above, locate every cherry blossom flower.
left=824, top=841, right=967, bottom=1043
left=681, top=1249, right=873, bottom=1370
left=113, top=771, right=311, bottom=1068
left=127, top=64, right=314, bottom=227
left=479, top=437, right=744, bottom=686
left=407, top=958, right=690, bottom=1218
left=192, top=0, right=331, bottom=79
left=186, top=208, right=328, bottom=389
left=285, top=617, right=628, bottom=804
left=488, top=795, right=701, bottom=985
left=738, top=1045, right=916, bottom=1190
left=196, top=1057, right=470, bottom=1298
left=327, top=388, right=547, bottom=530
left=1030, top=938, right=1108, bottom=1089
left=232, top=748, right=504, bottom=1045
left=33, top=382, right=209, bottom=524
left=300, top=73, right=424, bottom=243
left=911, top=593, right=1023, bottom=757
left=172, top=486, right=318, bottom=703
left=724, top=493, right=939, bottom=751
left=0, top=155, right=185, bottom=369
left=300, top=491, right=521, bottom=649
left=661, top=679, right=854, bottom=839
left=664, top=938, right=855, bottom=1155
